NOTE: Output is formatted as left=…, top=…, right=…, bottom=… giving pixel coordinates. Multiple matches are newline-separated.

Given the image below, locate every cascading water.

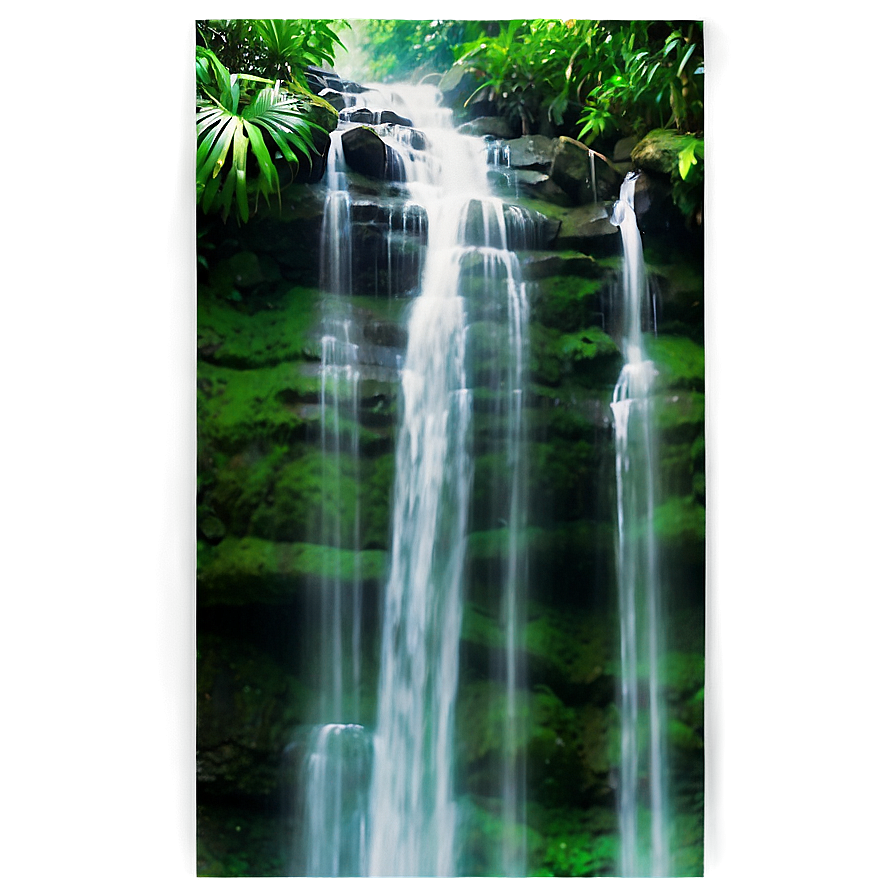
left=287, top=130, right=370, bottom=878
left=364, top=85, right=476, bottom=877
left=344, top=84, right=532, bottom=877
left=610, top=172, right=670, bottom=877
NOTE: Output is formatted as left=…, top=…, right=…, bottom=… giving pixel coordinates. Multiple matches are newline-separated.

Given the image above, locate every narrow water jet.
left=287, top=129, right=369, bottom=877
left=610, top=172, right=669, bottom=877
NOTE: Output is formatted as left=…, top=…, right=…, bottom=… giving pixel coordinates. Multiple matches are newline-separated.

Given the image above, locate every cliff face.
left=196, top=85, right=704, bottom=877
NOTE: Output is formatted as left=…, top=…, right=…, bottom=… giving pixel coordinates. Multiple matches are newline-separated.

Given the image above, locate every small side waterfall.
left=287, top=129, right=370, bottom=878
left=610, top=172, right=669, bottom=877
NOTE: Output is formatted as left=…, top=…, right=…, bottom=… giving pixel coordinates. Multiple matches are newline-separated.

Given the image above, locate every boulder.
left=550, top=136, right=620, bottom=205
left=631, top=128, right=690, bottom=175
left=341, top=126, right=387, bottom=179
left=439, top=63, right=483, bottom=106
left=342, top=108, right=414, bottom=129
left=612, top=135, right=640, bottom=161
left=553, top=204, right=618, bottom=249
left=319, top=87, right=346, bottom=111
left=458, top=116, right=516, bottom=139
left=503, top=135, right=558, bottom=168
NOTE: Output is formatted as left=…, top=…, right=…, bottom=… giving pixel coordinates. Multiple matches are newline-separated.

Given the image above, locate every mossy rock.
left=241, top=451, right=395, bottom=549
left=653, top=497, right=706, bottom=543
left=198, top=285, right=322, bottom=369
left=647, top=334, right=704, bottom=390
left=197, top=536, right=387, bottom=605
left=654, top=390, right=705, bottom=443
left=529, top=275, right=602, bottom=331
left=631, top=128, right=692, bottom=176
left=662, top=651, right=705, bottom=696
left=198, top=361, right=321, bottom=453
left=203, top=443, right=292, bottom=538
left=529, top=321, right=620, bottom=388
left=455, top=679, right=595, bottom=808
left=197, top=634, right=310, bottom=798
left=517, top=249, right=600, bottom=280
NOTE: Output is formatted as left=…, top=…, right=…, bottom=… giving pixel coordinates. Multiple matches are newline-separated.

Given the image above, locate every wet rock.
left=521, top=176, right=577, bottom=207
left=503, top=135, right=558, bottom=168
left=517, top=249, right=600, bottom=280
left=342, top=108, right=413, bottom=128
left=553, top=204, right=618, bottom=250
left=612, top=135, right=640, bottom=161
left=319, top=88, right=346, bottom=111
left=631, top=128, right=691, bottom=175
left=363, top=320, right=407, bottom=349
left=303, top=64, right=344, bottom=94
left=341, top=126, right=387, bottom=179
left=550, top=136, right=620, bottom=205
left=458, top=116, right=516, bottom=139
left=341, top=126, right=412, bottom=183
left=439, top=63, right=483, bottom=106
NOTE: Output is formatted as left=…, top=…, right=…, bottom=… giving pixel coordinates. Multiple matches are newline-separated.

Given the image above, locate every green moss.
left=530, top=275, right=603, bottom=331
left=198, top=360, right=320, bottom=451
left=198, top=284, right=323, bottom=368
left=206, top=444, right=291, bottom=538
left=197, top=536, right=387, bottom=604
left=524, top=601, right=613, bottom=686
left=528, top=808, right=618, bottom=876
left=654, top=390, right=705, bottom=442
left=631, top=128, right=692, bottom=176
left=668, top=718, right=703, bottom=752
left=653, top=496, right=705, bottom=544
left=646, top=334, right=704, bottom=390
left=245, top=451, right=394, bottom=548
left=517, top=249, right=600, bottom=280
left=663, top=652, right=705, bottom=695
left=530, top=322, right=621, bottom=388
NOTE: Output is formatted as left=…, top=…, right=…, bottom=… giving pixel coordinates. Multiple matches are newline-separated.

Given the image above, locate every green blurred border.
left=0, top=0, right=896, bottom=894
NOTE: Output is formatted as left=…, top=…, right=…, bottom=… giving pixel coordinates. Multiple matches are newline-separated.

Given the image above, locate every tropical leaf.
left=196, top=55, right=324, bottom=223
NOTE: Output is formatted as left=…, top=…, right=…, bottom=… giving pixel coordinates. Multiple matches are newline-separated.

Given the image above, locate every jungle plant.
left=196, top=47, right=326, bottom=223
left=196, top=19, right=348, bottom=87
left=454, top=20, right=596, bottom=134
left=576, top=22, right=704, bottom=141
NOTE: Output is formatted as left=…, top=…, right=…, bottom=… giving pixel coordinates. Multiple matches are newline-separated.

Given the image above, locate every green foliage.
left=196, top=50, right=325, bottom=223
left=454, top=20, right=601, bottom=135
left=646, top=334, right=705, bottom=389
left=350, top=19, right=484, bottom=82
left=576, top=22, right=703, bottom=140
left=537, top=831, right=616, bottom=876
left=195, top=20, right=348, bottom=223
left=197, top=19, right=348, bottom=85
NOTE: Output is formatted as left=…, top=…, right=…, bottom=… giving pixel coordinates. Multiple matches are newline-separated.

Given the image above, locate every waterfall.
left=610, top=172, right=670, bottom=877
left=287, top=129, right=370, bottom=878
left=288, top=80, right=535, bottom=877
left=352, top=84, right=531, bottom=877
left=365, top=85, right=475, bottom=876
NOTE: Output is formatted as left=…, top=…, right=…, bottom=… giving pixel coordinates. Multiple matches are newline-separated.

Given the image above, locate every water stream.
left=610, top=172, right=669, bottom=877
left=294, top=83, right=670, bottom=880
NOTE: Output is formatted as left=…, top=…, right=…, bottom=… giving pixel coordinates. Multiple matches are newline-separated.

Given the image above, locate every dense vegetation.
left=196, top=19, right=704, bottom=224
